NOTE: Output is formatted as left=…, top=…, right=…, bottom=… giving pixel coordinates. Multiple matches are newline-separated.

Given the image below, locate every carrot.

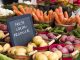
left=55, top=8, right=59, bottom=15
left=35, top=9, right=44, bottom=22
left=63, top=18, right=68, bottom=24
left=75, top=15, right=80, bottom=24
left=48, top=10, right=54, bottom=21
left=13, top=10, right=23, bottom=16
left=54, top=12, right=62, bottom=24
left=64, top=11, right=69, bottom=18
left=58, top=7, right=63, bottom=13
left=40, top=10, right=44, bottom=16
left=44, top=12, right=50, bottom=23
left=58, top=7, right=64, bottom=18
left=25, top=6, right=30, bottom=14
left=32, top=12, right=39, bottom=21
left=58, top=13, right=64, bottom=23
left=33, top=8, right=37, bottom=13
left=29, top=7, right=33, bottom=14
left=18, top=5, right=26, bottom=14
left=40, top=10, right=44, bottom=22
left=12, top=5, right=18, bottom=11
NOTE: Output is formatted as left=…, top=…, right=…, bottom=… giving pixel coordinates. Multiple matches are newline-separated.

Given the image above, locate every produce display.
left=0, top=2, right=80, bottom=60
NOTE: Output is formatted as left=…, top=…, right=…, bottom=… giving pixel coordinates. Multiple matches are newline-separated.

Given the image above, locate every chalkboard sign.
left=7, top=14, right=35, bottom=46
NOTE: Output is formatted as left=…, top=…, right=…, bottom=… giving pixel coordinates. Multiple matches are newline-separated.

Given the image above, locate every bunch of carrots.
left=54, top=7, right=75, bottom=25
left=12, top=5, right=80, bottom=25
left=12, top=5, right=54, bottom=23
left=54, top=7, right=80, bottom=25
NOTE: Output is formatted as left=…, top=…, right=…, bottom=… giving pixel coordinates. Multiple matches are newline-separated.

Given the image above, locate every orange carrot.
left=58, top=7, right=63, bottom=13
left=54, top=12, right=62, bottom=24
left=35, top=9, right=44, bottom=22
left=44, top=12, right=50, bottom=23
left=18, top=5, right=26, bottom=14
left=63, top=18, right=68, bottom=24
left=48, top=10, right=54, bottom=21
left=40, top=10, right=44, bottom=16
left=64, top=11, right=69, bottom=18
left=32, top=12, right=39, bottom=21
left=25, top=6, right=30, bottom=14
left=58, top=13, right=64, bottom=23
left=76, top=15, right=80, bottom=24
left=12, top=5, right=18, bottom=11
left=55, top=8, right=59, bottom=15
left=58, top=7, right=64, bottom=19
left=13, top=10, right=23, bottom=16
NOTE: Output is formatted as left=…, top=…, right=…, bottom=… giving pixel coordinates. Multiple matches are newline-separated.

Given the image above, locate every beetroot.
left=66, top=36, right=75, bottom=42
left=51, top=47, right=58, bottom=52
left=60, top=35, right=67, bottom=42
left=74, top=39, right=80, bottom=44
left=57, top=45, right=63, bottom=50
left=65, top=41, right=72, bottom=44
left=65, top=45, right=74, bottom=52
left=47, top=33, right=56, bottom=39
left=61, top=47, right=69, bottom=54
left=38, top=34, right=49, bottom=40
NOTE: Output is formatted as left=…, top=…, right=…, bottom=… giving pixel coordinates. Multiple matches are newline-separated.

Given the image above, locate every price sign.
left=7, top=14, right=35, bottom=46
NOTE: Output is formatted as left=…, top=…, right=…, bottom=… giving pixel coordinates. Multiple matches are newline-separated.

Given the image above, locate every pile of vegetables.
left=60, top=35, right=80, bottom=44
left=0, top=3, right=80, bottom=60
left=32, top=50, right=62, bottom=60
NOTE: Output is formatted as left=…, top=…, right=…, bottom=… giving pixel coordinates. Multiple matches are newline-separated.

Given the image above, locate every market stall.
left=0, top=0, right=80, bottom=60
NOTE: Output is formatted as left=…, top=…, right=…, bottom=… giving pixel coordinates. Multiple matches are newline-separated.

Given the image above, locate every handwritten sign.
left=7, top=14, right=35, bottom=46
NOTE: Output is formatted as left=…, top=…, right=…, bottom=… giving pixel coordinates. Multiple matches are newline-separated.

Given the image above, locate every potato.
left=10, top=47, right=16, bottom=55
left=3, top=43, right=10, bottom=52
left=0, top=45, right=3, bottom=52
left=16, top=47, right=26, bottom=55
left=35, top=53, right=48, bottom=60
left=8, top=46, right=25, bottom=55
left=48, top=52, right=59, bottom=60
left=55, top=50, right=62, bottom=59
left=33, top=52, right=43, bottom=60
left=26, top=44, right=34, bottom=53
left=40, top=41, right=48, bottom=47
left=43, top=51, right=53, bottom=57
left=33, top=36, right=44, bottom=45
left=0, top=30, right=5, bottom=39
left=28, top=42, right=37, bottom=47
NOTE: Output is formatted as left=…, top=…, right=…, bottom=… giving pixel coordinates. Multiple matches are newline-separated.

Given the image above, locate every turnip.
left=60, top=35, right=67, bottom=42
left=61, top=47, right=69, bottom=54
left=65, top=41, right=72, bottom=44
left=57, top=45, right=63, bottom=50
left=65, top=45, right=74, bottom=52
left=51, top=47, right=58, bottom=52
left=74, top=40, right=80, bottom=44
left=47, top=33, right=56, bottom=39
left=38, top=34, right=49, bottom=40
left=66, top=36, right=75, bottom=42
